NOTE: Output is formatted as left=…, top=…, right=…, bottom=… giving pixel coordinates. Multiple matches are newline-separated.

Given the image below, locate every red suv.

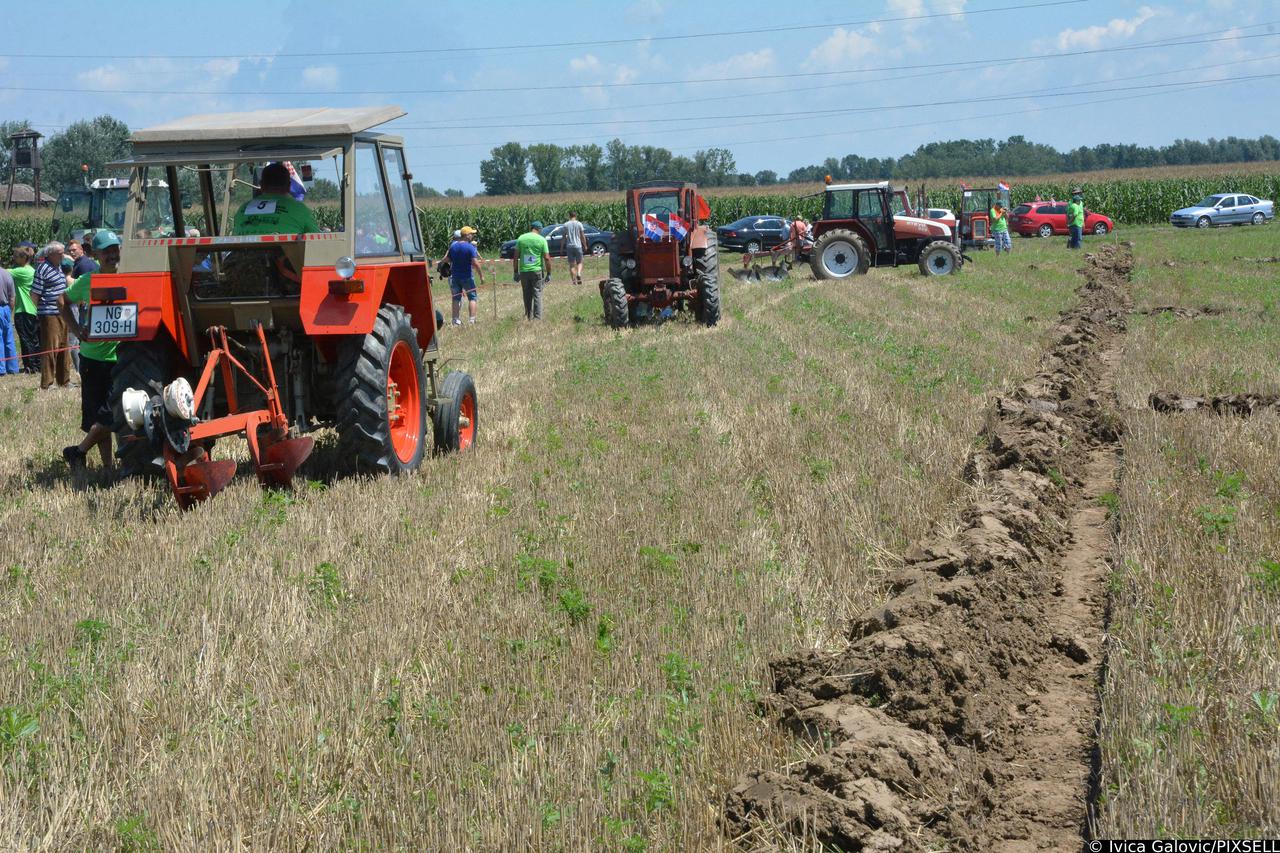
left=1009, top=201, right=1114, bottom=237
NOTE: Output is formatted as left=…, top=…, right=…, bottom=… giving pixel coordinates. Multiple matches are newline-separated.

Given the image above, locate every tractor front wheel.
left=334, top=304, right=427, bottom=474
left=433, top=370, right=478, bottom=453
left=810, top=229, right=870, bottom=280
left=110, top=339, right=174, bottom=478
left=918, top=240, right=962, bottom=276
left=602, top=277, right=629, bottom=329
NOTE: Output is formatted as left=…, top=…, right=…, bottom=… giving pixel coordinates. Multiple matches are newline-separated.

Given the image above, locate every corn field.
left=3, top=173, right=1277, bottom=256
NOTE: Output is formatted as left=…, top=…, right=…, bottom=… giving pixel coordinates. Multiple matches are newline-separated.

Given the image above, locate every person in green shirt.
left=990, top=200, right=1011, bottom=255
left=512, top=221, right=552, bottom=320
left=8, top=244, right=39, bottom=373
left=1066, top=189, right=1085, bottom=250
left=59, top=230, right=123, bottom=475
left=232, top=162, right=320, bottom=236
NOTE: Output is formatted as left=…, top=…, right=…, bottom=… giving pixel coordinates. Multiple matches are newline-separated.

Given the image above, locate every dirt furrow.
left=724, top=244, right=1133, bottom=851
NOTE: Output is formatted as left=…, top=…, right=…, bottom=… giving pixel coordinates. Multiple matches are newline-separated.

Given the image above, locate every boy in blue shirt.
left=447, top=226, right=485, bottom=325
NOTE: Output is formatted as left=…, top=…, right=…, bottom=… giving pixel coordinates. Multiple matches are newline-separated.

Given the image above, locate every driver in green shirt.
left=232, top=162, right=320, bottom=236
left=1066, top=189, right=1085, bottom=250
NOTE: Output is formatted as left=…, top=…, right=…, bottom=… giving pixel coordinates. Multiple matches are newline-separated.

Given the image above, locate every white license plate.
left=88, top=303, right=138, bottom=338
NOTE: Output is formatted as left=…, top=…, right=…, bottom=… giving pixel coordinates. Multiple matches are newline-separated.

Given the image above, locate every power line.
left=5, top=28, right=1275, bottom=98
left=413, top=74, right=1274, bottom=169
left=0, top=0, right=1088, bottom=61
left=412, top=52, right=1280, bottom=132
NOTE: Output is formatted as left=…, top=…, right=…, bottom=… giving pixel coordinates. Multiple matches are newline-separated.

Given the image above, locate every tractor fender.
left=299, top=261, right=437, bottom=351
left=690, top=224, right=709, bottom=251
left=84, top=271, right=193, bottom=357
left=893, top=215, right=951, bottom=240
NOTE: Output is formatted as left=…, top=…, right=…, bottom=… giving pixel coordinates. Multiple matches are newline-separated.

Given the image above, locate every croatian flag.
left=668, top=212, right=689, bottom=240
left=643, top=213, right=668, bottom=241
left=283, top=161, right=307, bottom=201
left=998, top=181, right=1010, bottom=193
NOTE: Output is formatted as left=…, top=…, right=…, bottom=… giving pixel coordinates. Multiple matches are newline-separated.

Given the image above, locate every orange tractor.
left=957, top=184, right=1010, bottom=249
left=601, top=181, right=720, bottom=328
left=83, top=106, right=476, bottom=508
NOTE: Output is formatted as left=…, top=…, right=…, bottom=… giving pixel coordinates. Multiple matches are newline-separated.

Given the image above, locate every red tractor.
left=809, top=181, right=964, bottom=279
left=601, top=181, right=720, bottom=328
left=82, top=106, right=476, bottom=508
left=957, top=184, right=1010, bottom=249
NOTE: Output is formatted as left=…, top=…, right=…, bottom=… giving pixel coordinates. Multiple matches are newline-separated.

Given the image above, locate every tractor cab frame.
left=958, top=185, right=1010, bottom=249
left=82, top=106, right=476, bottom=508
left=601, top=181, right=720, bottom=328
left=809, top=181, right=963, bottom=279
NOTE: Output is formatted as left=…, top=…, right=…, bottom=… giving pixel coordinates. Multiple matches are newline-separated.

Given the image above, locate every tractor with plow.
left=809, top=180, right=965, bottom=279
left=600, top=181, right=721, bottom=328
left=82, top=106, right=476, bottom=509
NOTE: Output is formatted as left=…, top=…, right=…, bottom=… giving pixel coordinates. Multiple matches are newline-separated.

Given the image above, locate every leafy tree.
left=308, top=178, right=340, bottom=201
left=479, top=142, right=529, bottom=195
left=39, top=115, right=131, bottom=191
left=412, top=181, right=441, bottom=197
left=444, top=188, right=464, bottom=197
left=578, top=143, right=605, bottom=190
left=754, top=169, right=778, bottom=186
left=527, top=143, right=565, bottom=193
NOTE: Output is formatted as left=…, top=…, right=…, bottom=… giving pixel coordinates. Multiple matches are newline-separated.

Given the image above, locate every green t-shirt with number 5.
left=232, top=193, right=320, bottom=235
left=515, top=231, right=550, bottom=273
left=66, top=273, right=117, bottom=363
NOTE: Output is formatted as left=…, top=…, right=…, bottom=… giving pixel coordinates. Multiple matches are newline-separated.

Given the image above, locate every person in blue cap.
left=60, top=230, right=123, bottom=475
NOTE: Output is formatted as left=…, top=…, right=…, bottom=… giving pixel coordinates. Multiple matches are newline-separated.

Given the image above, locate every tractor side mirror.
left=61, top=197, right=74, bottom=212
left=300, top=163, right=314, bottom=182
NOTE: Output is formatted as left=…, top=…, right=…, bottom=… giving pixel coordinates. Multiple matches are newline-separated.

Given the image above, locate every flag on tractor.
left=643, top=213, right=668, bottom=241
left=283, top=162, right=307, bottom=201
left=998, top=181, right=1010, bottom=193
left=668, top=212, right=689, bottom=240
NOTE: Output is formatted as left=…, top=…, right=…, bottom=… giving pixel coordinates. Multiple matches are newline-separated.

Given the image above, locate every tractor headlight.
left=681, top=256, right=692, bottom=268
left=624, top=258, right=637, bottom=270
left=335, top=256, right=356, bottom=280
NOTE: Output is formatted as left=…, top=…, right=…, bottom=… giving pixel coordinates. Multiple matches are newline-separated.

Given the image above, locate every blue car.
left=1169, top=193, right=1274, bottom=228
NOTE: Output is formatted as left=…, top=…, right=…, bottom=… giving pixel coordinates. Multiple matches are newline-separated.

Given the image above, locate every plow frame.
left=163, top=323, right=313, bottom=509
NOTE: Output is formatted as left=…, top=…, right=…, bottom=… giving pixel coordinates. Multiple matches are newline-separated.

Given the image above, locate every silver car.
left=1169, top=193, right=1274, bottom=228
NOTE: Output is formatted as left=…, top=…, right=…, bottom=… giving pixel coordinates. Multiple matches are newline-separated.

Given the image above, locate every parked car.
left=499, top=222, right=613, bottom=259
left=1169, top=193, right=1274, bottom=228
left=1009, top=201, right=1114, bottom=237
left=715, top=215, right=790, bottom=253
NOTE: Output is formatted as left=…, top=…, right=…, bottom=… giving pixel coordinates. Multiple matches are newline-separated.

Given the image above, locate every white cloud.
left=301, top=65, right=339, bottom=88
left=691, top=48, right=776, bottom=81
left=805, top=26, right=880, bottom=71
left=568, top=53, right=636, bottom=85
left=202, top=58, right=241, bottom=79
left=1056, top=6, right=1156, bottom=51
left=77, top=64, right=130, bottom=91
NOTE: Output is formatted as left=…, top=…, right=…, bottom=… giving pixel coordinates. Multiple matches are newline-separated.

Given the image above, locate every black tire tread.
left=333, top=304, right=425, bottom=474
left=917, top=240, right=962, bottom=276
left=433, top=370, right=478, bottom=453
left=694, top=232, right=721, bottom=326
left=602, top=277, right=629, bottom=329
left=809, top=228, right=870, bottom=280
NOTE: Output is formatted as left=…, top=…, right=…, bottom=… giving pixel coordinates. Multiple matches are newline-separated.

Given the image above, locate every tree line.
left=480, top=134, right=1280, bottom=194
left=479, top=140, right=741, bottom=195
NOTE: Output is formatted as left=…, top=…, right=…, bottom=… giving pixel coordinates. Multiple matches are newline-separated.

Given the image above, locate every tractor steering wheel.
left=647, top=205, right=673, bottom=217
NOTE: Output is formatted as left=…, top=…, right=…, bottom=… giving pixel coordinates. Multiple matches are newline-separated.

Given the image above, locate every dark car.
left=1008, top=201, right=1113, bottom=237
left=499, top=222, right=613, bottom=259
left=715, top=215, right=791, bottom=253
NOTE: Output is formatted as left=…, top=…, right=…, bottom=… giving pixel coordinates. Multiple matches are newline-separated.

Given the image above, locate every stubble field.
left=0, top=223, right=1277, bottom=849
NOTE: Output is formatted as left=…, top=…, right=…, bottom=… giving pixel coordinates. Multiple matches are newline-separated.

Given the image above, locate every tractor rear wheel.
left=110, top=339, right=173, bottom=478
left=694, top=233, right=721, bottom=326
left=810, top=229, right=870, bottom=279
left=334, top=304, right=427, bottom=474
left=602, top=277, right=629, bottom=329
left=918, top=240, right=962, bottom=276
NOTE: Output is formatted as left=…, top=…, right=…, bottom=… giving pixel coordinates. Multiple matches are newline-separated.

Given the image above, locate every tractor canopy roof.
left=110, top=106, right=406, bottom=167
left=630, top=180, right=700, bottom=191
left=825, top=181, right=891, bottom=192
left=130, top=106, right=405, bottom=144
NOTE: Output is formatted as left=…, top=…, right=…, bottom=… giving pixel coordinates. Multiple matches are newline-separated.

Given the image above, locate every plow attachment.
left=130, top=324, right=313, bottom=510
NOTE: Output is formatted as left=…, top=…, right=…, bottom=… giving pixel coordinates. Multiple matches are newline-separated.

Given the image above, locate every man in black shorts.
left=60, top=230, right=122, bottom=475
left=562, top=211, right=588, bottom=286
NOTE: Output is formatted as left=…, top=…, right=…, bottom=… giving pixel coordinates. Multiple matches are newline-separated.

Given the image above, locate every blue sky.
left=2, top=0, right=1278, bottom=193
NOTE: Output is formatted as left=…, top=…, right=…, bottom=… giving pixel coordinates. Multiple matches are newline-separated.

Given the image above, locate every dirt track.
left=725, top=244, right=1134, bottom=850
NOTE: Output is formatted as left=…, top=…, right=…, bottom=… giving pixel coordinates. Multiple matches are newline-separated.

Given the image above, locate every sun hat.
left=460, top=226, right=476, bottom=236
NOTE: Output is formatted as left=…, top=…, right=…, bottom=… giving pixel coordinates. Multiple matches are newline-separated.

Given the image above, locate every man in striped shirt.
left=30, top=241, right=73, bottom=388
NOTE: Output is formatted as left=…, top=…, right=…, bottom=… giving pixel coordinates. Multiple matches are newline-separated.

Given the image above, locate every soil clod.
left=1148, top=391, right=1280, bottom=416
left=725, top=245, right=1132, bottom=851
